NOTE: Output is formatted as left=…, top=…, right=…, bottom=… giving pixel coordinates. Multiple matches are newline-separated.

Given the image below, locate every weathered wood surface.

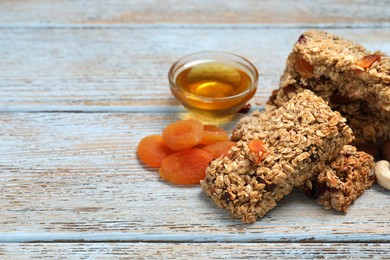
left=1, top=113, right=390, bottom=243
left=1, top=243, right=389, bottom=259
left=1, top=0, right=390, bottom=258
left=0, top=28, right=389, bottom=111
left=1, top=0, right=389, bottom=25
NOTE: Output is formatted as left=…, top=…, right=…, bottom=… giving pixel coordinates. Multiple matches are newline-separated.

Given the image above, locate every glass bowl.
left=168, top=51, right=259, bottom=122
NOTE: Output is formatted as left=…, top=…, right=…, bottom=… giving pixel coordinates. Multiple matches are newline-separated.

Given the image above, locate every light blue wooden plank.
left=0, top=0, right=389, bottom=25
left=0, top=231, right=389, bottom=243
left=0, top=113, right=389, bottom=243
left=0, top=27, right=389, bottom=111
left=0, top=242, right=389, bottom=259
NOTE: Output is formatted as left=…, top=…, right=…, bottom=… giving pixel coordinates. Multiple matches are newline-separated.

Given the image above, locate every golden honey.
left=169, top=52, right=258, bottom=122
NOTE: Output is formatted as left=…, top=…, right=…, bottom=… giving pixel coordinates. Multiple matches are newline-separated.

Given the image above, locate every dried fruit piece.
left=248, top=139, right=267, bottom=163
left=356, top=54, right=381, bottom=69
left=159, top=148, right=213, bottom=185
left=200, top=125, right=229, bottom=145
left=162, top=119, right=204, bottom=151
left=202, top=141, right=236, bottom=159
left=137, top=135, right=174, bottom=167
left=295, top=56, right=314, bottom=77
left=297, top=34, right=307, bottom=44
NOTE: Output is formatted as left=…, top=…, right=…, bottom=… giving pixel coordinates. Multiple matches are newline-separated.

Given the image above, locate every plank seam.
left=0, top=23, right=389, bottom=30
left=1, top=232, right=389, bottom=243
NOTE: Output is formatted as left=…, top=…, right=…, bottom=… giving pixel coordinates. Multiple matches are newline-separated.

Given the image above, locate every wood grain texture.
left=0, top=28, right=389, bottom=111
left=0, top=243, right=389, bottom=259
left=1, top=113, right=390, bottom=242
left=0, top=0, right=389, bottom=25
left=2, top=0, right=390, bottom=256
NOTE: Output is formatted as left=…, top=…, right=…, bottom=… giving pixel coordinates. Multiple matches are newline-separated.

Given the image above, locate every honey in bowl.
left=169, top=51, right=258, bottom=121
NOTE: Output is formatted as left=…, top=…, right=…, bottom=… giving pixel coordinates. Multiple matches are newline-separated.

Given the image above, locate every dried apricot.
left=295, top=56, right=314, bottom=77
left=202, top=141, right=236, bottom=159
left=248, top=139, right=267, bottom=163
left=137, top=135, right=174, bottom=167
left=200, top=125, right=229, bottom=145
left=162, top=119, right=204, bottom=151
left=159, top=148, right=213, bottom=185
left=356, top=54, right=381, bottom=69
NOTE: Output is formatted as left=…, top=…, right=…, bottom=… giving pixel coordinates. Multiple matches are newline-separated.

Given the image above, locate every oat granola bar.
left=201, top=90, right=354, bottom=223
left=303, top=145, right=375, bottom=212
left=268, top=30, right=390, bottom=146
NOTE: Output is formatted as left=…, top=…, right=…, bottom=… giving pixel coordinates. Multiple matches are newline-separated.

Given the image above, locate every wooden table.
left=1, top=0, right=389, bottom=258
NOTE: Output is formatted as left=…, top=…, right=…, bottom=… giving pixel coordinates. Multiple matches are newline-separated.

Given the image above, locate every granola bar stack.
left=232, top=102, right=375, bottom=215
left=268, top=30, right=390, bottom=146
left=201, top=90, right=354, bottom=223
left=201, top=31, right=381, bottom=223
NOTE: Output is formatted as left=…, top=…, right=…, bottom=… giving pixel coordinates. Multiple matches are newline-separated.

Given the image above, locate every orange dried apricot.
left=137, top=134, right=175, bottom=167
left=356, top=54, right=381, bottom=69
left=159, top=148, right=213, bottom=185
left=200, top=124, right=229, bottom=145
left=162, top=119, right=204, bottom=151
left=295, top=56, right=314, bottom=77
left=248, top=139, right=267, bottom=163
left=202, top=141, right=236, bottom=159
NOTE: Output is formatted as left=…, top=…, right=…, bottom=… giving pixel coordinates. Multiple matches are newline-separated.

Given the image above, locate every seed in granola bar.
left=159, top=148, right=213, bottom=185
left=295, top=56, right=314, bottom=77
left=356, top=54, right=381, bottom=70
left=162, top=119, right=204, bottom=151
left=137, top=134, right=174, bottom=167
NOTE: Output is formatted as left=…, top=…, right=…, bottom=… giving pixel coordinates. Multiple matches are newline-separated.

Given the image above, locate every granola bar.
left=268, top=30, right=390, bottom=146
left=201, top=90, right=354, bottom=223
left=303, top=145, right=375, bottom=212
